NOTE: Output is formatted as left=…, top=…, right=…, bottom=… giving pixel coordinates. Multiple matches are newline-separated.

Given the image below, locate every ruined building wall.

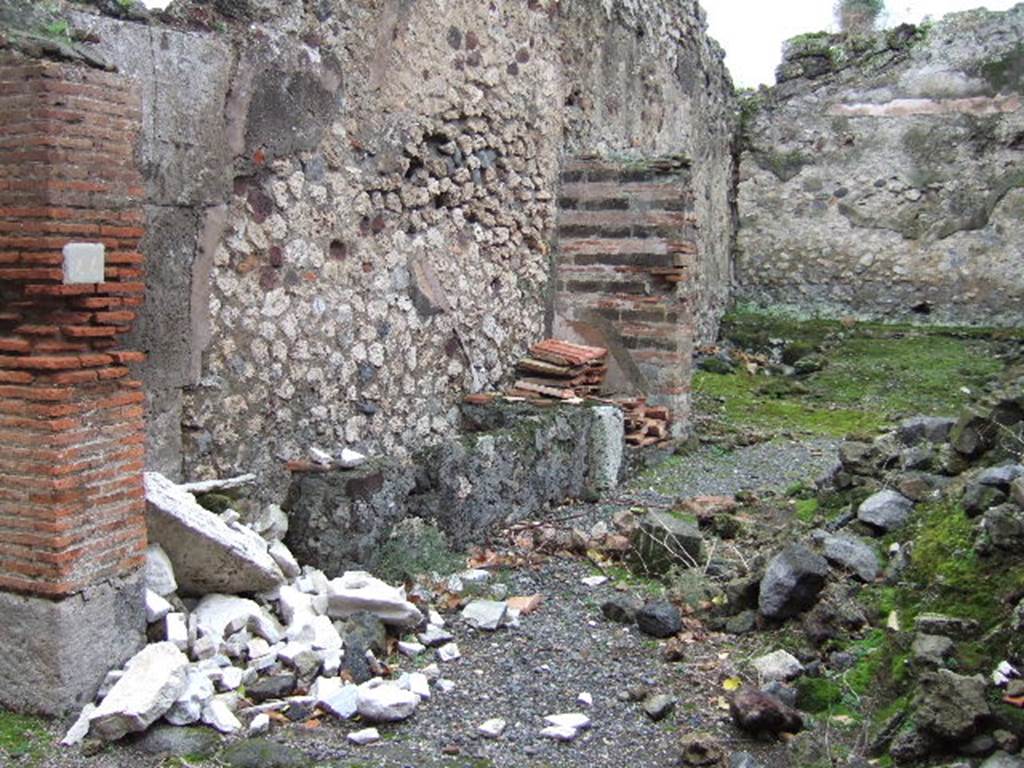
left=557, top=1, right=736, bottom=343
left=735, top=5, right=1024, bottom=325
left=59, top=0, right=735, bottom=497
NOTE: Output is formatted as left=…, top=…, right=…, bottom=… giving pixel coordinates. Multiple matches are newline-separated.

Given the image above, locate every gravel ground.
left=31, top=438, right=841, bottom=768
left=631, top=438, right=841, bottom=500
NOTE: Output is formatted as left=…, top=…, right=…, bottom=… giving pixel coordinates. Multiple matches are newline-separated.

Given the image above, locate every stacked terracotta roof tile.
left=509, top=339, right=608, bottom=400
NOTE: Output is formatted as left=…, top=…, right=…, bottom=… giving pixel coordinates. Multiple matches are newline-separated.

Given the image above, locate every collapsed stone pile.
left=693, top=378, right=1024, bottom=764
left=59, top=468, right=603, bottom=753
left=62, top=470, right=443, bottom=746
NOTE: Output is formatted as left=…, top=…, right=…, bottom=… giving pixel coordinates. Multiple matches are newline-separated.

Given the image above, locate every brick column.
left=0, top=55, right=148, bottom=715
left=553, top=157, right=695, bottom=436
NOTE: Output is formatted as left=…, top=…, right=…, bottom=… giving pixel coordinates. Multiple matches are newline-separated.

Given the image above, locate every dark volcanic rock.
left=636, top=600, right=682, bottom=638
left=631, top=511, right=705, bottom=576
left=983, top=504, right=1024, bottom=550
left=896, top=416, right=955, bottom=446
left=343, top=611, right=388, bottom=656
left=813, top=530, right=879, bottom=582
left=134, top=725, right=220, bottom=757
left=897, top=471, right=950, bottom=502
left=601, top=593, right=644, bottom=624
left=950, top=408, right=997, bottom=457
left=758, top=545, right=828, bottom=620
left=915, top=669, right=991, bottom=742
left=246, top=673, right=297, bottom=703
left=977, top=463, right=1024, bottom=489
left=857, top=489, right=913, bottom=533
left=963, top=481, right=1007, bottom=517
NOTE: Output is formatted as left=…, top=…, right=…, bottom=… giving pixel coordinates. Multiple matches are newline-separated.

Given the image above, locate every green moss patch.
left=794, top=497, right=821, bottom=524
left=0, top=710, right=51, bottom=766
left=698, top=309, right=1012, bottom=438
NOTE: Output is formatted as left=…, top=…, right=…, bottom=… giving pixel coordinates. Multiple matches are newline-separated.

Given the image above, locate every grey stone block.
left=0, top=572, right=145, bottom=715
left=631, top=511, right=705, bottom=575
left=587, top=406, right=624, bottom=491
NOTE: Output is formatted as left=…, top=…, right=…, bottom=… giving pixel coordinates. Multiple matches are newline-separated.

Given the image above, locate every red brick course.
left=554, top=159, right=695, bottom=430
left=0, top=55, right=147, bottom=598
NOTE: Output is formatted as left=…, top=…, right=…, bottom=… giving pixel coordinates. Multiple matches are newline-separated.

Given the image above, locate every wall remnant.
left=553, top=156, right=696, bottom=434
left=59, top=0, right=736, bottom=499
left=736, top=6, right=1024, bottom=324
left=0, top=55, right=148, bottom=714
left=284, top=401, right=626, bottom=574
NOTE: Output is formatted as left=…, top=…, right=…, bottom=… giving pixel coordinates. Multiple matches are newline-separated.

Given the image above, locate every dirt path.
left=37, top=438, right=839, bottom=768
left=276, top=439, right=840, bottom=768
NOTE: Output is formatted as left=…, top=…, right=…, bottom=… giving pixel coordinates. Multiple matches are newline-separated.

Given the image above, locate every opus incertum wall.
left=0, top=55, right=148, bottom=715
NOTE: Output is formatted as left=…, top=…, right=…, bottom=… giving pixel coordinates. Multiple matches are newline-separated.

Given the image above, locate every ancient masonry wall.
left=553, top=157, right=696, bottom=433
left=0, top=56, right=147, bottom=715
left=66, top=0, right=736, bottom=499
left=735, top=6, right=1024, bottom=324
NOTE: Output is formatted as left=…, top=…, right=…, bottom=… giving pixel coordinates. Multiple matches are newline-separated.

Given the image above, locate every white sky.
left=704, top=0, right=1021, bottom=87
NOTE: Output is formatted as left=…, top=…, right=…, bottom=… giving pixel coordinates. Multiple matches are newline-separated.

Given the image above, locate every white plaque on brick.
left=63, top=243, right=105, bottom=284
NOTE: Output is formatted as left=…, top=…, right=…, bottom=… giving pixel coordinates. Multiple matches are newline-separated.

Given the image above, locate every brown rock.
left=729, top=686, right=803, bottom=737
left=507, top=594, right=543, bottom=614
left=679, top=732, right=723, bottom=766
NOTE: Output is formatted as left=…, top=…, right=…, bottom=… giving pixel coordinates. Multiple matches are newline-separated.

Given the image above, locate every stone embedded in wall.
left=407, top=255, right=451, bottom=317
left=736, top=6, right=1024, bottom=325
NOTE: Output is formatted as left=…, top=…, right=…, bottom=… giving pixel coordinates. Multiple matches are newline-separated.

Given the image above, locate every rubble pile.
left=509, top=339, right=608, bottom=400
left=61, top=470, right=533, bottom=749
left=618, top=398, right=672, bottom=447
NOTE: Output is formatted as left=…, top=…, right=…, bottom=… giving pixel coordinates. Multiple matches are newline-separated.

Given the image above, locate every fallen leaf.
left=507, top=594, right=543, bottom=614
left=1004, top=695, right=1024, bottom=708
left=722, top=677, right=742, bottom=692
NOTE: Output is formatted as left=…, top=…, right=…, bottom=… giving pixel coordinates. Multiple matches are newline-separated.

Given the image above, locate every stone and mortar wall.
left=51, top=0, right=735, bottom=500
left=284, top=401, right=626, bottom=573
left=736, top=6, right=1024, bottom=324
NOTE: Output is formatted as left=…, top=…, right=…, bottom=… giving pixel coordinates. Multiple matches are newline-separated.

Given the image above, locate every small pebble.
left=478, top=718, right=507, bottom=739
left=348, top=727, right=380, bottom=745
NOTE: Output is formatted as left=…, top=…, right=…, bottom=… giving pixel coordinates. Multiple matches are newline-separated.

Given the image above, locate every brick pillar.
left=553, top=157, right=695, bottom=436
left=0, top=56, right=148, bottom=715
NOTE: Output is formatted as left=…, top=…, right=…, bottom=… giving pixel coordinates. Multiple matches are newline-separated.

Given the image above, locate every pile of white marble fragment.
left=61, top=470, right=461, bottom=748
